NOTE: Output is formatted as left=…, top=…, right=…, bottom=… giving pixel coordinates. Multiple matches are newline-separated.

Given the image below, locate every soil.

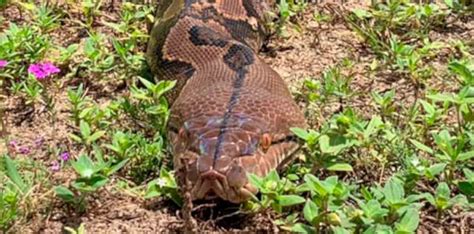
left=2, top=1, right=473, bottom=233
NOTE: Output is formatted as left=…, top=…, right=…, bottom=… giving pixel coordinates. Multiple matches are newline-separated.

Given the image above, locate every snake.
left=146, top=0, right=307, bottom=203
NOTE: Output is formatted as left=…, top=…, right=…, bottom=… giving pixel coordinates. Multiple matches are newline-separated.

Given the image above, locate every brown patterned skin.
left=146, top=0, right=307, bottom=203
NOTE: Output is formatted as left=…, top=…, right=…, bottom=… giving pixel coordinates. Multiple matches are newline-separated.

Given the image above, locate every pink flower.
left=34, top=137, right=45, bottom=149
left=60, top=152, right=70, bottom=161
left=51, top=161, right=60, bottom=172
left=28, top=62, right=60, bottom=80
left=0, top=60, right=7, bottom=68
left=18, top=146, right=30, bottom=155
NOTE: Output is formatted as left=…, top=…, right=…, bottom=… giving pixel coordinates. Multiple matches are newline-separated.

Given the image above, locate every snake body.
left=146, top=0, right=307, bottom=203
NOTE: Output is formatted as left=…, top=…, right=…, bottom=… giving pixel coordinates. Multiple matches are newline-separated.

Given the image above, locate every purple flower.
left=51, top=161, right=60, bottom=172
left=60, top=151, right=70, bottom=161
left=8, top=140, right=18, bottom=149
left=18, top=146, right=30, bottom=155
left=0, top=60, right=7, bottom=68
left=28, top=62, right=60, bottom=80
left=34, top=137, right=45, bottom=148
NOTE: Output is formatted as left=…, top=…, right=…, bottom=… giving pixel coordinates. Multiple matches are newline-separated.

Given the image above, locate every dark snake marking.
left=162, top=60, right=196, bottom=78
left=242, top=0, right=260, bottom=18
left=189, top=25, right=228, bottom=47
left=213, top=44, right=255, bottom=163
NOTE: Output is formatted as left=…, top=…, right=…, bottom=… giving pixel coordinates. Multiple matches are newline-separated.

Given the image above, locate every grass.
left=0, top=0, right=473, bottom=233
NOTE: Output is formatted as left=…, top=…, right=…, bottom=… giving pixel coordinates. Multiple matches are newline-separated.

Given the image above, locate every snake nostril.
left=227, top=164, right=247, bottom=188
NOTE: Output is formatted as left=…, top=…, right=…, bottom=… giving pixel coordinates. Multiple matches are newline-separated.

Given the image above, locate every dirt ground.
left=2, top=1, right=474, bottom=233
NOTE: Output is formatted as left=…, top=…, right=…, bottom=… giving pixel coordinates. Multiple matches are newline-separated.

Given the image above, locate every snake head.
left=169, top=114, right=300, bottom=203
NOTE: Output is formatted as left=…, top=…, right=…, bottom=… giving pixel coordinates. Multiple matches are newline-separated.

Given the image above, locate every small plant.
left=54, top=150, right=128, bottom=212
left=247, top=170, right=305, bottom=213
left=143, top=168, right=181, bottom=206
left=67, top=84, right=89, bottom=126
left=424, top=182, right=468, bottom=219
left=291, top=175, right=350, bottom=233
left=69, top=120, right=106, bottom=148
left=458, top=168, right=474, bottom=201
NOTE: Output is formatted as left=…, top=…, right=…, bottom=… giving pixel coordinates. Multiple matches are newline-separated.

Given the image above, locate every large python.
left=146, top=0, right=307, bottom=203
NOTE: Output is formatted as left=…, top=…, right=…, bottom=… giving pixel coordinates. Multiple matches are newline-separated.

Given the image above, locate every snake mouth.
left=173, top=135, right=301, bottom=203
left=186, top=156, right=259, bottom=204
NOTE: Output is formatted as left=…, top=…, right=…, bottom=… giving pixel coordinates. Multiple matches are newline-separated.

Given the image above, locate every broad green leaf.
left=427, top=93, right=457, bottom=104
left=54, top=186, right=75, bottom=202
left=278, top=195, right=305, bottom=207
left=4, top=155, right=28, bottom=193
left=248, top=174, right=264, bottom=189
left=332, top=227, right=351, bottom=234
left=463, top=168, right=474, bottom=181
left=395, top=208, right=419, bottom=233
left=449, top=61, right=473, bottom=85
left=427, top=163, right=447, bottom=177
left=458, top=182, right=474, bottom=196
left=291, top=223, right=316, bottom=234
left=72, top=154, right=95, bottom=178
left=435, top=182, right=450, bottom=199
left=458, top=150, right=474, bottom=161
left=352, top=9, right=371, bottom=18
left=291, top=127, right=309, bottom=141
left=79, top=120, right=91, bottom=137
left=105, top=158, right=129, bottom=176
left=326, top=163, right=353, bottom=172
left=304, top=174, right=328, bottom=197
left=444, top=0, right=453, bottom=8
left=87, top=130, right=106, bottom=143
left=303, top=200, right=319, bottom=223
left=383, top=177, right=404, bottom=204
left=68, top=133, right=83, bottom=143
left=409, top=139, right=434, bottom=154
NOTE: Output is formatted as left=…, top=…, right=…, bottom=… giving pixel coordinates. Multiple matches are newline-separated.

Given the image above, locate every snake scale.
left=146, top=0, right=307, bottom=203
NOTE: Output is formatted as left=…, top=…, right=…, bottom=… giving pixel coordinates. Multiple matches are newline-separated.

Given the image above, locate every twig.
left=178, top=156, right=198, bottom=233
left=0, top=94, right=8, bottom=153
left=192, top=203, right=216, bottom=212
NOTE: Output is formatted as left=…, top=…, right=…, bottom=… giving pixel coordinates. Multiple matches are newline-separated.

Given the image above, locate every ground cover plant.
left=0, top=0, right=473, bottom=233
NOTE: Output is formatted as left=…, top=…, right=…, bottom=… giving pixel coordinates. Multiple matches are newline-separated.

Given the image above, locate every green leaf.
left=458, top=182, right=474, bottom=196
left=419, top=99, right=435, bottom=114
left=449, top=61, right=473, bottom=85
left=72, top=154, right=95, bottom=178
left=304, top=174, right=328, bottom=197
left=427, top=93, right=457, bottom=104
left=326, top=163, right=353, bottom=172
left=303, top=200, right=319, bottom=223
left=291, top=127, right=309, bottom=141
left=463, top=168, right=474, bottom=181
left=248, top=173, right=264, bottom=189
left=87, top=130, right=105, bottom=143
left=278, top=195, right=305, bottom=207
left=291, top=223, right=316, bottom=234
left=444, top=0, right=453, bottom=8
left=54, top=186, right=75, bottom=202
left=458, top=151, right=474, bottom=161
left=436, top=182, right=451, bottom=199
left=395, top=208, right=419, bottom=233
left=79, top=120, right=91, bottom=137
left=383, top=177, right=404, bottom=204
left=427, top=163, right=447, bottom=177
left=352, top=9, right=371, bottom=18
left=4, top=155, right=28, bottom=193
left=105, top=158, right=129, bottom=176
left=68, top=133, right=83, bottom=143
left=333, top=227, right=351, bottom=234
left=409, top=139, right=434, bottom=154
left=138, top=77, right=154, bottom=91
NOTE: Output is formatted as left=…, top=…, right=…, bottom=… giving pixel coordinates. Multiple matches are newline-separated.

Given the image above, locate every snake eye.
left=260, top=133, right=271, bottom=152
